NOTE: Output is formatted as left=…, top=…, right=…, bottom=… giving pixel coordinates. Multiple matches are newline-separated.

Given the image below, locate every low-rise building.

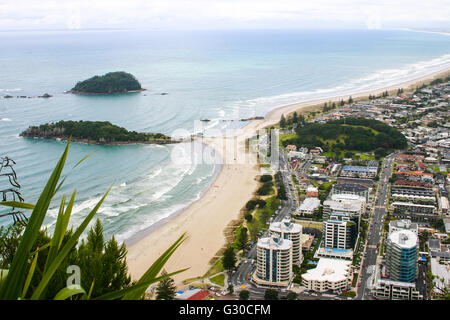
left=331, top=183, right=370, bottom=202
left=340, top=165, right=378, bottom=179
left=323, top=194, right=365, bottom=219
left=301, top=234, right=314, bottom=251
left=373, top=278, right=423, bottom=300
left=430, top=258, right=450, bottom=294
left=389, top=219, right=418, bottom=235
left=440, top=196, right=449, bottom=215
left=297, top=197, right=321, bottom=216
left=306, top=185, right=319, bottom=198
left=391, top=201, right=436, bottom=215
left=301, top=258, right=352, bottom=293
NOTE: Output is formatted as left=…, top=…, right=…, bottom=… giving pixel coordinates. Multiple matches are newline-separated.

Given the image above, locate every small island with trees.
left=20, top=120, right=178, bottom=145
left=69, top=71, right=145, bottom=95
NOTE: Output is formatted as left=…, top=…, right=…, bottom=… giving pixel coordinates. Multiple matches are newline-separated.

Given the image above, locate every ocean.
left=1, top=29, right=449, bottom=242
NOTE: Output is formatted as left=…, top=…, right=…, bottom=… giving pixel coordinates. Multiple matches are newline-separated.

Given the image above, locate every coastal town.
left=166, top=76, right=450, bottom=301
left=2, top=1, right=450, bottom=315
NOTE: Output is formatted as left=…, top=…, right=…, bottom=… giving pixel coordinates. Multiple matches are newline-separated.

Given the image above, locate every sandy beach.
left=126, top=67, right=450, bottom=286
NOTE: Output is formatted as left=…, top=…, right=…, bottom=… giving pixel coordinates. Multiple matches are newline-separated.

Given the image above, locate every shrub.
left=260, top=175, right=273, bottom=183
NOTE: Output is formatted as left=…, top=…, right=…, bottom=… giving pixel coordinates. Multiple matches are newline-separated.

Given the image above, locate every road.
left=357, top=152, right=399, bottom=300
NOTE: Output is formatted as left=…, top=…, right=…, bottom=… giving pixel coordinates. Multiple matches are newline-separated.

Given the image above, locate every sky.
left=0, top=0, right=449, bottom=31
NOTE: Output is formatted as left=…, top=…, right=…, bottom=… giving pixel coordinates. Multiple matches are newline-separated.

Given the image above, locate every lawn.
left=209, top=274, right=225, bottom=287
left=357, top=153, right=375, bottom=160
left=293, top=219, right=323, bottom=231
left=247, top=195, right=280, bottom=240
left=203, top=258, right=225, bottom=278
left=280, top=133, right=298, bottom=145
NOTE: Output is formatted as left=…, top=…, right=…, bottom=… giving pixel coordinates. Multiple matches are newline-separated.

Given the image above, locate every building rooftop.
left=428, top=239, right=441, bottom=250
left=324, top=199, right=362, bottom=213
left=391, top=201, right=436, bottom=208
left=270, top=218, right=302, bottom=234
left=430, top=251, right=450, bottom=259
left=257, top=235, right=292, bottom=251
left=298, top=197, right=321, bottom=211
left=430, top=258, right=450, bottom=293
left=388, top=230, right=418, bottom=249
left=330, top=193, right=366, bottom=204
left=332, top=183, right=369, bottom=193
left=302, top=258, right=351, bottom=282
left=342, top=165, right=378, bottom=173
left=389, top=219, right=418, bottom=233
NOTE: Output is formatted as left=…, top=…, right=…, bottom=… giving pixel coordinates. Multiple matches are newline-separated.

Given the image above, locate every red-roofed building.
left=395, top=171, right=433, bottom=177
left=393, top=180, right=433, bottom=190
left=286, top=145, right=297, bottom=152
left=187, top=290, right=211, bottom=300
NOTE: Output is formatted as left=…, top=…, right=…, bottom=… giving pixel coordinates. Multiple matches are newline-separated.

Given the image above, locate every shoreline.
left=263, top=67, right=450, bottom=125
left=124, top=141, right=223, bottom=247
left=20, top=135, right=180, bottom=145
left=67, top=88, right=146, bottom=95
left=126, top=66, right=450, bottom=286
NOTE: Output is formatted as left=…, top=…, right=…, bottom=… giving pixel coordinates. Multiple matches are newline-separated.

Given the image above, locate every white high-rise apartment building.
left=269, top=218, right=303, bottom=266
left=253, top=235, right=293, bottom=287
left=323, top=212, right=357, bottom=250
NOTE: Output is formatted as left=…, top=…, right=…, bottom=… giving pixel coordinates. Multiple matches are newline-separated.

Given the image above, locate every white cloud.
left=0, top=0, right=449, bottom=30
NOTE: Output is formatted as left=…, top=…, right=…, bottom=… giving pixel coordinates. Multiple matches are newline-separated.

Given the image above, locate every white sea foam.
left=0, top=88, right=22, bottom=92
left=0, top=118, right=12, bottom=121
left=146, top=167, right=163, bottom=180
left=223, top=53, right=450, bottom=117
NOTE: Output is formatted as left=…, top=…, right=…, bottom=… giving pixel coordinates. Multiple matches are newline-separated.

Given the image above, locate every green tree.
left=155, top=270, right=177, bottom=300
left=0, top=140, right=188, bottom=300
left=374, top=148, right=387, bottom=159
left=286, top=291, right=298, bottom=300
left=280, top=114, right=286, bottom=128
left=71, top=71, right=142, bottom=94
left=228, top=284, right=234, bottom=295
left=264, top=289, right=279, bottom=300
left=222, top=247, right=236, bottom=273
left=260, top=175, right=273, bottom=183
left=76, top=219, right=131, bottom=298
left=293, top=112, right=298, bottom=123
left=236, top=228, right=248, bottom=250
left=239, top=290, right=250, bottom=300
left=244, top=214, right=253, bottom=223
left=298, top=114, right=305, bottom=125
left=0, top=224, right=24, bottom=269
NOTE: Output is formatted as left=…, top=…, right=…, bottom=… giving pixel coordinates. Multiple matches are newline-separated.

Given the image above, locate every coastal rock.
left=4, top=95, right=13, bottom=98
left=240, top=116, right=264, bottom=121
